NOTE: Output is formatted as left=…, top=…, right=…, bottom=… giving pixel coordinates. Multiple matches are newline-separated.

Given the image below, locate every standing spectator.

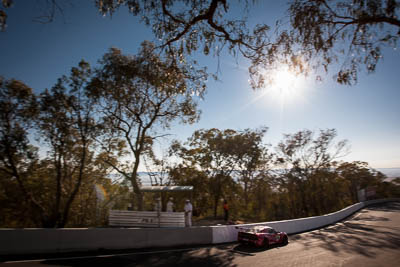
left=166, top=197, right=174, bottom=212
left=223, top=200, right=229, bottom=222
left=184, top=199, right=193, bottom=227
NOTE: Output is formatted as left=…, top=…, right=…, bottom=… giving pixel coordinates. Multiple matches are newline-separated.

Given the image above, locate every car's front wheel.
left=282, top=236, right=288, bottom=245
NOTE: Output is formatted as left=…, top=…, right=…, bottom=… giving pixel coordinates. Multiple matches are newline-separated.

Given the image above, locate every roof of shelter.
left=140, top=186, right=193, bottom=192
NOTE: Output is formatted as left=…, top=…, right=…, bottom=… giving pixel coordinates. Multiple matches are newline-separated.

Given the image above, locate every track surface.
left=2, top=202, right=400, bottom=267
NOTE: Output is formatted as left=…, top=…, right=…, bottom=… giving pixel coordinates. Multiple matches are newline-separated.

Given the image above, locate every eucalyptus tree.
left=261, top=0, right=400, bottom=86
left=37, top=60, right=98, bottom=227
left=97, top=0, right=270, bottom=70
left=0, top=64, right=102, bottom=228
left=232, top=127, right=272, bottom=210
left=88, top=42, right=207, bottom=210
left=168, top=164, right=211, bottom=216
left=336, top=161, right=385, bottom=203
left=275, top=128, right=349, bottom=216
left=0, top=76, right=42, bottom=225
left=170, top=127, right=270, bottom=218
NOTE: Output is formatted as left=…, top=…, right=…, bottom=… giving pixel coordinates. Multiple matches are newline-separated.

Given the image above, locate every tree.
left=232, top=127, right=272, bottom=210
left=0, top=0, right=12, bottom=31
left=168, top=164, right=211, bottom=216
left=88, top=41, right=206, bottom=211
left=2, top=0, right=270, bottom=67
left=0, top=77, right=45, bottom=226
left=4, top=1, right=397, bottom=87
left=0, top=63, right=116, bottom=228
left=171, top=128, right=267, bottom=218
left=258, top=0, right=400, bottom=87
left=96, top=0, right=400, bottom=87
left=276, top=129, right=349, bottom=173
left=275, top=129, right=349, bottom=216
left=36, top=60, right=98, bottom=227
left=97, top=0, right=270, bottom=65
left=0, top=0, right=68, bottom=31
left=336, top=161, right=386, bottom=202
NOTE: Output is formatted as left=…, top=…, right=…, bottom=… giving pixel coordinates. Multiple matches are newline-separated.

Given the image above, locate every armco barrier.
left=211, top=198, right=400, bottom=244
left=0, top=198, right=398, bottom=255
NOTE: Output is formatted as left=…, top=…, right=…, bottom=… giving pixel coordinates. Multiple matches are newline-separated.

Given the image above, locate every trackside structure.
left=109, top=186, right=193, bottom=228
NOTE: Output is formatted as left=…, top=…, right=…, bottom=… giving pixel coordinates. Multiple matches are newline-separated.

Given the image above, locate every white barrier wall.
left=211, top=198, right=399, bottom=244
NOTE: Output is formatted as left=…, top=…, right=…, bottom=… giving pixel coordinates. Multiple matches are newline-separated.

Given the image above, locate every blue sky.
left=1, top=1, right=399, bottom=169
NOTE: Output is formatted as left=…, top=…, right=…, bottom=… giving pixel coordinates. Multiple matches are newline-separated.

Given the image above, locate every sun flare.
left=259, top=65, right=307, bottom=104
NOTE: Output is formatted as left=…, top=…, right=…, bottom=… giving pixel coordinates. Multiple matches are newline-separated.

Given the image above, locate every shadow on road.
left=366, top=202, right=400, bottom=212
left=41, top=247, right=238, bottom=267
left=231, top=242, right=289, bottom=256
left=292, top=202, right=400, bottom=258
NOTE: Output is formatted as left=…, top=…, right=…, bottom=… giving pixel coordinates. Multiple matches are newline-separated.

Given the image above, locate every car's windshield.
left=242, top=226, right=272, bottom=233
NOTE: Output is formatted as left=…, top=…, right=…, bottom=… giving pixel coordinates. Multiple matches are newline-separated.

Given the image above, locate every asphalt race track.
left=2, top=202, right=400, bottom=267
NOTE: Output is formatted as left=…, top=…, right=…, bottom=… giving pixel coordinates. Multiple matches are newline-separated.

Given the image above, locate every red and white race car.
left=237, top=226, right=288, bottom=247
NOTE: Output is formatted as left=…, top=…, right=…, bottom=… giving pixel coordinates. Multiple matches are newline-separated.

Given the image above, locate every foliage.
left=0, top=0, right=12, bottom=31
left=36, top=60, right=98, bottom=227
left=4, top=1, right=398, bottom=87
left=96, top=0, right=270, bottom=67
left=170, top=127, right=271, bottom=218
left=0, top=76, right=43, bottom=226
left=89, top=0, right=400, bottom=87
left=256, top=0, right=400, bottom=87
left=274, top=129, right=350, bottom=217
left=0, top=63, right=113, bottom=228
left=167, top=127, right=397, bottom=222
left=275, top=128, right=349, bottom=174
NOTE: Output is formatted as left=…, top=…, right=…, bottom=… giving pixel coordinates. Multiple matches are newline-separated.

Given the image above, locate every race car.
left=237, top=226, right=288, bottom=247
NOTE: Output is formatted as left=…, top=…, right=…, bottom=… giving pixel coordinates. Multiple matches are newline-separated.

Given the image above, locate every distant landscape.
left=377, top=168, right=400, bottom=179
left=136, top=168, right=400, bottom=186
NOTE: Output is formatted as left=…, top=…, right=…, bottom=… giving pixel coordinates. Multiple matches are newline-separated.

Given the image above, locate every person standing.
left=223, top=200, right=229, bottom=223
left=184, top=199, right=193, bottom=227
left=166, top=197, right=174, bottom=212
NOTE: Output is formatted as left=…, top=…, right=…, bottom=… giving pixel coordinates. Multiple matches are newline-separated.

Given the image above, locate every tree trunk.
left=212, top=174, right=222, bottom=218
left=131, top=164, right=143, bottom=211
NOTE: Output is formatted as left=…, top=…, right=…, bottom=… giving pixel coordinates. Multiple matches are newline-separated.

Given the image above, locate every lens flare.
left=266, top=65, right=305, bottom=102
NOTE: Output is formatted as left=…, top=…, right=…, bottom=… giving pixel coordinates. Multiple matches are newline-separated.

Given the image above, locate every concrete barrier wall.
left=0, top=226, right=213, bottom=255
left=1, top=198, right=398, bottom=255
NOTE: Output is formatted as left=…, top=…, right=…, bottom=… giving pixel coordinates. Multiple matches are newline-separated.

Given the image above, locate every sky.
left=0, top=1, right=399, bottom=170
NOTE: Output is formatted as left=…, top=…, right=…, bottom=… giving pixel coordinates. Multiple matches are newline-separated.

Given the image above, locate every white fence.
left=109, top=210, right=185, bottom=228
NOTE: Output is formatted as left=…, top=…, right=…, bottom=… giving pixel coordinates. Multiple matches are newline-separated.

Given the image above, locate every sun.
left=272, top=67, right=303, bottom=97
left=260, top=65, right=307, bottom=103
left=243, top=64, right=310, bottom=112
left=276, top=68, right=297, bottom=89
